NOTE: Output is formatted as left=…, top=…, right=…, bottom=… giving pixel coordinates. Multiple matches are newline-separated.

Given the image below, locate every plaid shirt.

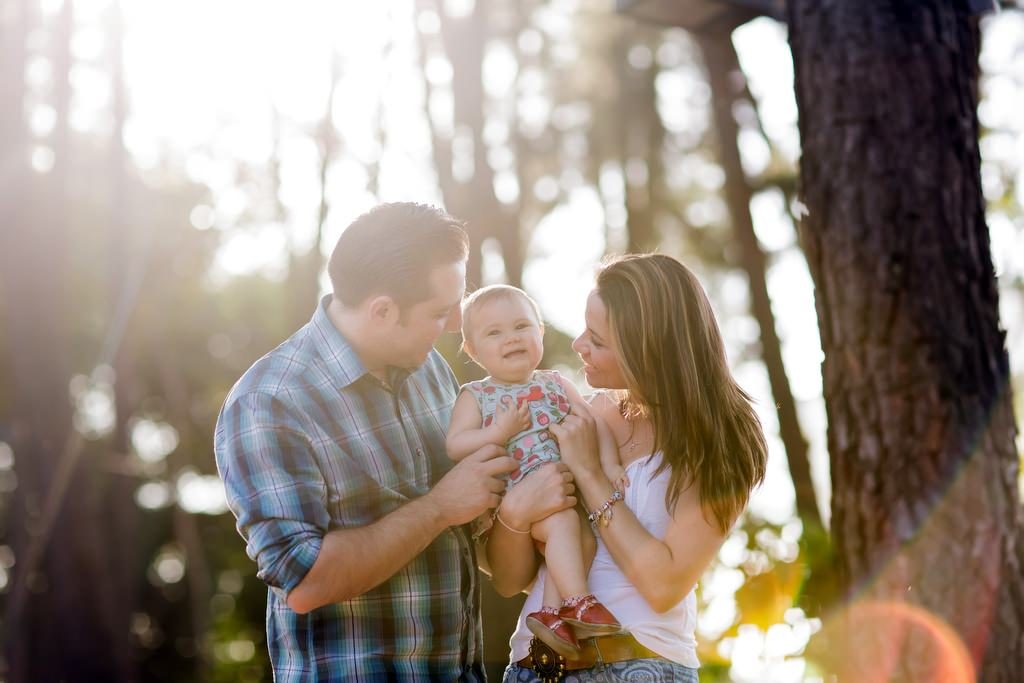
left=215, top=296, right=484, bottom=682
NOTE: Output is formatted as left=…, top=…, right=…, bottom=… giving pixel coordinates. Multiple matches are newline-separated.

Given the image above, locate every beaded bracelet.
left=587, top=489, right=623, bottom=529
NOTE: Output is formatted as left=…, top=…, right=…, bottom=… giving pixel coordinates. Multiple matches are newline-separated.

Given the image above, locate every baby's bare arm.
left=446, top=391, right=494, bottom=461
left=594, top=413, right=628, bottom=487
left=446, top=391, right=530, bottom=460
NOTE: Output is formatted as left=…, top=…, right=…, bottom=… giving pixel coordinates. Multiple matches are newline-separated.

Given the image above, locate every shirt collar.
left=309, top=295, right=370, bottom=389
left=309, top=294, right=414, bottom=392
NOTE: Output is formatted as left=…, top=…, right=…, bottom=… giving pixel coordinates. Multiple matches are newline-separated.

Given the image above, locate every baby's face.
left=466, top=296, right=544, bottom=384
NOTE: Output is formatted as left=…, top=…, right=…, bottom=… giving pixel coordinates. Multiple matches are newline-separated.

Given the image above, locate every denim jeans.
left=502, top=658, right=699, bottom=682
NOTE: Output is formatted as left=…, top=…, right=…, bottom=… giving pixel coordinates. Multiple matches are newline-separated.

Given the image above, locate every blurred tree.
left=105, top=0, right=144, bottom=679
left=789, top=0, right=1024, bottom=679
left=285, top=56, right=341, bottom=333
left=417, top=0, right=525, bottom=290
left=696, top=30, right=828, bottom=609
left=0, top=1, right=131, bottom=680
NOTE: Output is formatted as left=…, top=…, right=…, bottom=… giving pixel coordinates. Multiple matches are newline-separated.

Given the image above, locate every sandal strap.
left=573, top=595, right=598, bottom=621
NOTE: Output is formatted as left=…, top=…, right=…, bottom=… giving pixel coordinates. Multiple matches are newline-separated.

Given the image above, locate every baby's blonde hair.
left=460, top=285, right=543, bottom=352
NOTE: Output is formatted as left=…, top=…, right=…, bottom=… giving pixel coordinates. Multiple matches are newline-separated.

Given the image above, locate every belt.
left=518, top=634, right=661, bottom=676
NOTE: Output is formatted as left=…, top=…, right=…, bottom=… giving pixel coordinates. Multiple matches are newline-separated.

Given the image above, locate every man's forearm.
left=286, top=493, right=450, bottom=613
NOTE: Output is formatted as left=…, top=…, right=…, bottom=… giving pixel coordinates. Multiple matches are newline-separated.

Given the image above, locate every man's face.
left=388, top=261, right=466, bottom=368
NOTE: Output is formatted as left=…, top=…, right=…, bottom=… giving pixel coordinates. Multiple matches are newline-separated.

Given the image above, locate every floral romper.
left=462, top=370, right=571, bottom=538
left=462, top=369, right=571, bottom=485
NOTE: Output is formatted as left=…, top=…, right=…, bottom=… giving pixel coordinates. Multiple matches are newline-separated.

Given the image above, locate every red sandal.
left=559, top=594, right=623, bottom=639
left=526, top=608, right=581, bottom=659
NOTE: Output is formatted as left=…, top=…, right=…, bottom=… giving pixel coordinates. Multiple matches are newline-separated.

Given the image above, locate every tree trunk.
left=616, top=32, right=662, bottom=254
left=789, top=1, right=1024, bottom=679
left=2, top=2, right=126, bottom=681
left=418, top=0, right=523, bottom=289
left=105, top=1, right=142, bottom=677
left=697, top=32, right=822, bottom=539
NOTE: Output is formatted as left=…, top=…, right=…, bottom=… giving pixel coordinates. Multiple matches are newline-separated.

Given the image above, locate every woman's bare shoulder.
left=585, top=390, right=620, bottom=419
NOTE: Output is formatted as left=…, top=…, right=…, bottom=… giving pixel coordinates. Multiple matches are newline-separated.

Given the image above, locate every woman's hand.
left=548, top=392, right=603, bottom=480
left=498, top=462, right=576, bottom=530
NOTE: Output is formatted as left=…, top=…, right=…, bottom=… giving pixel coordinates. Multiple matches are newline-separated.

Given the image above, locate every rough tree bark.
left=789, top=1, right=1024, bottom=679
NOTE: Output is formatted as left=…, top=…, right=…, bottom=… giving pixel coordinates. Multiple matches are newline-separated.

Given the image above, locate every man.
left=215, top=203, right=516, bottom=681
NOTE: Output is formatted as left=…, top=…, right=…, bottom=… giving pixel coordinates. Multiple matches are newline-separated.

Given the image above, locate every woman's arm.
left=483, top=462, right=577, bottom=597
left=446, top=390, right=529, bottom=461
left=577, top=464, right=724, bottom=612
left=549, top=394, right=726, bottom=612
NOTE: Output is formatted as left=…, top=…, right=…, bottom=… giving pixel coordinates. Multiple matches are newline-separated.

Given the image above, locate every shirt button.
left=416, top=448, right=424, bottom=457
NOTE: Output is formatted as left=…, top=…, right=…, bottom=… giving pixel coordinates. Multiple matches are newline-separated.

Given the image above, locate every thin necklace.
left=617, top=418, right=649, bottom=454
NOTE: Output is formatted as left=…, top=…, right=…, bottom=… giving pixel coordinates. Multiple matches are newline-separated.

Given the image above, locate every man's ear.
left=366, top=295, right=398, bottom=325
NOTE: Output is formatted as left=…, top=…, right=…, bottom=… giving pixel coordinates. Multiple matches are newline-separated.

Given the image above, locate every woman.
left=487, top=254, right=768, bottom=682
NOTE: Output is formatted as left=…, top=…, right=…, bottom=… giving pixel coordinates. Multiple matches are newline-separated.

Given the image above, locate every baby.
left=446, top=284, right=625, bottom=658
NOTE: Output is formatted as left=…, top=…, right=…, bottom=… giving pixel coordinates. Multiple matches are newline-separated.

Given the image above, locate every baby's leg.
left=531, top=508, right=588, bottom=607
left=541, top=565, right=562, bottom=610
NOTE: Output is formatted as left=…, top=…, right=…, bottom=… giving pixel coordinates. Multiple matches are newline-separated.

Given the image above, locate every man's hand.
left=428, top=444, right=516, bottom=527
left=492, top=396, right=531, bottom=443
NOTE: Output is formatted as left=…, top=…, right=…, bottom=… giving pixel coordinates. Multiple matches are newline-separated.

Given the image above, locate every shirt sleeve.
left=214, top=391, right=329, bottom=598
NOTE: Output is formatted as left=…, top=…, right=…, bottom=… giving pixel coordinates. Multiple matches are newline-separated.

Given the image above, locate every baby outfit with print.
left=463, top=369, right=571, bottom=487
left=462, top=370, right=571, bottom=541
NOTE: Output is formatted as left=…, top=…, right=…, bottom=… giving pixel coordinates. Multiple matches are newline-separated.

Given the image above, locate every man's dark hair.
left=328, top=203, right=469, bottom=308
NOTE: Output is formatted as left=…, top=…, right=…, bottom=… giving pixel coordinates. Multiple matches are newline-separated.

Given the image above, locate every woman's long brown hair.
left=596, top=254, right=767, bottom=533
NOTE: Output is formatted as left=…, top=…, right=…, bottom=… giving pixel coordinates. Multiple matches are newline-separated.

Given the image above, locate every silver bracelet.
left=587, top=489, right=623, bottom=528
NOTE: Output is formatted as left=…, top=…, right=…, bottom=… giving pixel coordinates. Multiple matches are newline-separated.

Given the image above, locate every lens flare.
left=810, top=600, right=974, bottom=683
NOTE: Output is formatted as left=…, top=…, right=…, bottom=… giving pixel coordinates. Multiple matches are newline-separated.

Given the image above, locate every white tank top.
left=507, top=452, right=700, bottom=668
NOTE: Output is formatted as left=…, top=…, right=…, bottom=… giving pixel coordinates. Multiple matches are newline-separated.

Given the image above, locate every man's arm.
left=215, top=391, right=516, bottom=614
left=214, top=393, right=331, bottom=599
left=288, top=445, right=515, bottom=613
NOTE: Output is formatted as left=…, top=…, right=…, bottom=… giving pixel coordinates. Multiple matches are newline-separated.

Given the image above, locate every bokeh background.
left=1, top=0, right=1022, bottom=681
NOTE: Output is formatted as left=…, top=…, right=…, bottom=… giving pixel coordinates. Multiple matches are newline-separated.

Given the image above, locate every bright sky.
left=38, top=1, right=1024, bottom=679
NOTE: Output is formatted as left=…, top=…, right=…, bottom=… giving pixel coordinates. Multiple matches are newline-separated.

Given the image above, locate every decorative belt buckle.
left=528, top=637, right=566, bottom=683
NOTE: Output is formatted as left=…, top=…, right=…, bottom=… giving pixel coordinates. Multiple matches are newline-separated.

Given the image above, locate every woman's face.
left=572, top=290, right=627, bottom=390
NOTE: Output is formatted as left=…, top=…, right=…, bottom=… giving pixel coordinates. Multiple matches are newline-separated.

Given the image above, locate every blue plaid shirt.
left=215, top=296, right=484, bottom=681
